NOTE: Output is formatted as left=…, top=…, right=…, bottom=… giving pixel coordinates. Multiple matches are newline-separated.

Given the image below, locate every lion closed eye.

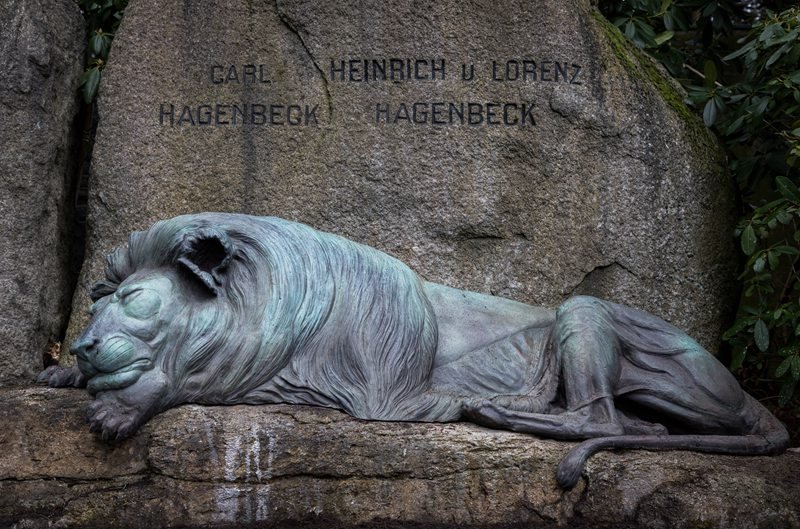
left=73, top=275, right=185, bottom=394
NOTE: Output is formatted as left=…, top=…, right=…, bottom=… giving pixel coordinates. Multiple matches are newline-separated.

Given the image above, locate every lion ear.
left=176, top=228, right=233, bottom=296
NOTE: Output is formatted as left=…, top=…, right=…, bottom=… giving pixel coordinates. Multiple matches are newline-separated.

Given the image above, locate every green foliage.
left=602, top=2, right=800, bottom=410
left=599, top=0, right=745, bottom=78
left=77, top=0, right=128, bottom=103
left=702, top=9, right=800, bottom=407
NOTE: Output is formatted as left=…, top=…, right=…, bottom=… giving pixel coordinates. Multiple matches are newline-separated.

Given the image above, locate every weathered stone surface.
left=2, top=387, right=798, bottom=529
left=67, top=0, right=736, bottom=351
left=0, top=0, right=84, bottom=383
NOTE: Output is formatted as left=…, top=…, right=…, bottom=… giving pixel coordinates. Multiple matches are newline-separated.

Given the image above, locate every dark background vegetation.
left=73, top=0, right=800, bottom=441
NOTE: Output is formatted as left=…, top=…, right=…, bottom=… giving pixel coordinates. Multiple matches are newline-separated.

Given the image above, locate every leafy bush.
left=599, top=0, right=746, bottom=78
left=77, top=0, right=128, bottom=103
left=601, top=1, right=800, bottom=413
left=712, top=9, right=800, bottom=406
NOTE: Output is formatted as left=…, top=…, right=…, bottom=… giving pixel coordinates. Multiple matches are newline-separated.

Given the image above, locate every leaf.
left=90, top=33, right=104, bottom=56
left=702, top=2, right=717, bottom=18
left=759, top=22, right=782, bottom=43
left=753, top=97, right=770, bottom=116
left=723, top=316, right=755, bottom=340
left=778, top=380, right=796, bottom=406
left=725, top=114, right=746, bottom=135
left=776, top=175, right=800, bottom=201
left=776, top=356, right=792, bottom=377
left=704, top=60, right=717, bottom=87
left=723, top=40, right=756, bottom=61
left=777, top=210, right=793, bottom=224
left=792, top=356, right=800, bottom=380
left=703, top=98, right=718, bottom=126
left=766, top=44, right=789, bottom=68
left=625, top=20, right=636, bottom=39
left=654, top=30, right=674, bottom=46
left=741, top=224, right=757, bottom=255
left=768, top=250, right=780, bottom=270
left=753, top=255, right=766, bottom=272
left=773, top=29, right=798, bottom=45
left=712, top=94, right=726, bottom=113
left=754, top=319, right=769, bottom=352
left=663, top=12, right=674, bottom=31
left=686, top=88, right=711, bottom=104
left=774, top=245, right=800, bottom=255
left=82, top=67, right=101, bottom=104
left=730, top=347, right=746, bottom=371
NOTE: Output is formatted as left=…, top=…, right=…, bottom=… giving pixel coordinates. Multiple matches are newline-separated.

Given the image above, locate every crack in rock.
left=274, top=0, right=333, bottom=120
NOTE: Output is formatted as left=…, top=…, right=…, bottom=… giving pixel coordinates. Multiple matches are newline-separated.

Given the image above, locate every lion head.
left=72, top=213, right=438, bottom=419
left=72, top=273, right=185, bottom=394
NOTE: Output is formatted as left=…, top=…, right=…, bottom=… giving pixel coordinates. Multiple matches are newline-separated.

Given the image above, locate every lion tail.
left=556, top=400, right=789, bottom=489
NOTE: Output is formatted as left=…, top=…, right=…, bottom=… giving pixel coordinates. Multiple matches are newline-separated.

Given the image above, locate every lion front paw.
left=86, top=399, right=142, bottom=441
left=37, top=365, right=87, bottom=388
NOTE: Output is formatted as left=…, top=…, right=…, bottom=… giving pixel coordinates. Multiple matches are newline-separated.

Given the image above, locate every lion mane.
left=89, top=213, right=438, bottom=420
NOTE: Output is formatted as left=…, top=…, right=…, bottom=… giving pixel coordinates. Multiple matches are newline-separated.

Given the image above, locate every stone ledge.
left=2, top=387, right=798, bottom=529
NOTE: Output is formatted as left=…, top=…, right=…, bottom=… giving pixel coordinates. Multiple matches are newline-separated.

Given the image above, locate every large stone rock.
left=2, top=387, right=798, bottom=528
left=67, top=0, right=736, bottom=350
left=0, top=0, right=85, bottom=383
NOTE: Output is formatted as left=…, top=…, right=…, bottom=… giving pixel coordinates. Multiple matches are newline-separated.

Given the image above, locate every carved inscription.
left=375, top=102, right=535, bottom=126
left=329, top=57, right=582, bottom=127
left=156, top=57, right=584, bottom=128
left=330, top=58, right=447, bottom=81
left=328, top=58, right=582, bottom=84
left=159, top=104, right=318, bottom=126
left=210, top=64, right=272, bottom=84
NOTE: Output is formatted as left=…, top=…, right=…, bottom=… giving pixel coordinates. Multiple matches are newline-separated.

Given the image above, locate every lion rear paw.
left=86, top=400, right=141, bottom=441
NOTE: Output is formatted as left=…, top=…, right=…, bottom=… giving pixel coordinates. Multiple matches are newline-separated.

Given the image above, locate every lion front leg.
left=86, top=368, right=169, bottom=441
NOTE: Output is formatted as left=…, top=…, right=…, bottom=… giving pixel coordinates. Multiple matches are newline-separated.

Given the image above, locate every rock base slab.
left=3, top=387, right=798, bottom=528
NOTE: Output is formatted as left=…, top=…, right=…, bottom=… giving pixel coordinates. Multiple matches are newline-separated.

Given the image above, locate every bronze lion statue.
left=40, top=213, right=789, bottom=488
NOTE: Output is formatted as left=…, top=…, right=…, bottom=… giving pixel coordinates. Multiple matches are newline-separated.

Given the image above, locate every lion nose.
left=70, top=337, right=99, bottom=359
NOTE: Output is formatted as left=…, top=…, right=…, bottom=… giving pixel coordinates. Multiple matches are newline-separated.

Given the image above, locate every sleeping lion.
left=39, top=213, right=789, bottom=488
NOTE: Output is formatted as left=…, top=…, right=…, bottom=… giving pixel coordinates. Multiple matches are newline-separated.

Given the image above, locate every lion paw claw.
left=86, top=400, right=140, bottom=441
